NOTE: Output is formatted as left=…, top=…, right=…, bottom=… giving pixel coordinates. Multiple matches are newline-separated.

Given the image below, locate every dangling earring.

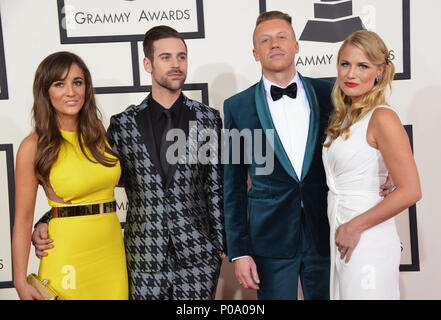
left=375, top=74, right=382, bottom=85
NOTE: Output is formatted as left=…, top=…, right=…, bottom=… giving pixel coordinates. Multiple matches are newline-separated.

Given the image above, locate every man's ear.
left=143, top=57, right=153, bottom=74
left=253, top=48, right=260, bottom=62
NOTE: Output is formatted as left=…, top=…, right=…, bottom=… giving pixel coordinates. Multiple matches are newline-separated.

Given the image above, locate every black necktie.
left=160, top=109, right=174, bottom=178
left=270, top=82, right=297, bottom=101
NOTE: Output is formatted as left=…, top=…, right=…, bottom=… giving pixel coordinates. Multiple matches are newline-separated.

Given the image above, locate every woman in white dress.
left=322, top=30, right=421, bottom=300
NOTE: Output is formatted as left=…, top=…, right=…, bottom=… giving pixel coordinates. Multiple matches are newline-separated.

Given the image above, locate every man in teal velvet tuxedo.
left=223, top=11, right=334, bottom=300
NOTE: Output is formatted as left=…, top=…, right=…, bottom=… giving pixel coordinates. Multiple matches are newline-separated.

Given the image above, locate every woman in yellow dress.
left=12, top=51, right=128, bottom=299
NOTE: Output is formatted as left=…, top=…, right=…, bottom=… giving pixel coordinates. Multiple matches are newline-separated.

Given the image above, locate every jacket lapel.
left=134, top=95, right=164, bottom=181
left=134, top=94, right=197, bottom=188
left=254, top=79, right=298, bottom=182
left=165, top=96, right=196, bottom=188
left=299, top=74, right=320, bottom=181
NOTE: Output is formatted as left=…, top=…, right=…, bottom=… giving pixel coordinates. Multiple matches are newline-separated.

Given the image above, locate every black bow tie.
left=270, top=82, right=297, bottom=101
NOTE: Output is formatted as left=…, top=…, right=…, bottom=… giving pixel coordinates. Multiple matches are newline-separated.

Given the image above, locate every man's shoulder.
left=111, top=104, right=137, bottom=120
left=301, top=76, right=334, bottom=114
left=185, top=96, right=220, bottom=118
left=301, top=76, right=334, bottom=93
left=110, top=96, right=149, bottom=122
left=224, top=83, right=259, bottom=105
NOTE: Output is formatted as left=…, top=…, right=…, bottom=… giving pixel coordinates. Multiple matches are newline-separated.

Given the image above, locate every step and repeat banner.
left=57, top=0, right=208, bottom=98
left=260, top=0, right=410, bottom=80
left=0, top=0, right=437, bottom=299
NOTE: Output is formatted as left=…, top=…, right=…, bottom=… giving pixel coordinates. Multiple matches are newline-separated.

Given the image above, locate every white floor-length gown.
left=322, top=106, right=401, bottom=300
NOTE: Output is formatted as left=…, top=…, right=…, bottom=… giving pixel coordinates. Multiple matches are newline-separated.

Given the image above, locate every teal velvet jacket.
left=223, top=74, right=334, bottom=260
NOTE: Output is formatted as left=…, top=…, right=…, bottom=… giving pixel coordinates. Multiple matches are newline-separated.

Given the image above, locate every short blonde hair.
left=253, top=11, right=296, bottom=47
left=255, top=11, right=292, bottom=27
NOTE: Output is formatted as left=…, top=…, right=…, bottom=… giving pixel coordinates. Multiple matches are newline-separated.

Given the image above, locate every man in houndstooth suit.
left=107, top=26, right=225, bottom=299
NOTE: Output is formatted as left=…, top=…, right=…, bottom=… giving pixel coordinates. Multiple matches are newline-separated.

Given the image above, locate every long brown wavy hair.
left=324, top=30, right=395, bottom=147
left=32, top=51, right=119, bottom=185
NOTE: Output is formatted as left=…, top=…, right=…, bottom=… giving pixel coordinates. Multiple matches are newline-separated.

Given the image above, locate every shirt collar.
left=149, top=93, right=184, bottom=121
left=263, top=72, right=300, bottom=101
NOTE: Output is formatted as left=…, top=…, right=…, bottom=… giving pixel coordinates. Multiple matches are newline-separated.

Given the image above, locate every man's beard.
left=156, top=69, right=186, bottom=91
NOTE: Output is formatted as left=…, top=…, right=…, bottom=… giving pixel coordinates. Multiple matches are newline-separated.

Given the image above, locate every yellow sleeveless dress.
left=38, top=129, right=128, bottom=300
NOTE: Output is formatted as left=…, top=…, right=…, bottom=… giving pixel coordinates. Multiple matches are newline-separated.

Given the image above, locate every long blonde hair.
left=324, top=30, right=395, bottom=147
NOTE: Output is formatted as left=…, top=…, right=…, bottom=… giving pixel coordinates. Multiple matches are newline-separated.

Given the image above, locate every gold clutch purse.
left=26, top=273, right=60, bottom=300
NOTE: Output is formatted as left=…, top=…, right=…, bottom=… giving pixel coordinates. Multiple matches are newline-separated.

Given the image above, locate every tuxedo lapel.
left=134, top=97, right=164, bottom=180
left=299, top=74, right=320, bottom=181
left=165, top=96, right=196, bottom=188
left=254, top=79, right=298, bottom=182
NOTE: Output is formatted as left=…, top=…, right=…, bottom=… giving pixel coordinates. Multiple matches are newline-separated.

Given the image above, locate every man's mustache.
left=167, top=69, right=184, bottom=75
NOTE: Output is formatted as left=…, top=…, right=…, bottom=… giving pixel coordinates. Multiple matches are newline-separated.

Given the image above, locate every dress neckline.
left=59, top=128, right=77, bottom=134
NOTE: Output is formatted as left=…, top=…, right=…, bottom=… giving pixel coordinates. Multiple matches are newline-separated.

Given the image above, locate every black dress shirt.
left=148, top=94, right=184, bottom=158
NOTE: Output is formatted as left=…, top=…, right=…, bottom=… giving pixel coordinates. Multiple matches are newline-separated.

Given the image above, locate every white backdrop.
left=0, top=0, right=440, bottom=300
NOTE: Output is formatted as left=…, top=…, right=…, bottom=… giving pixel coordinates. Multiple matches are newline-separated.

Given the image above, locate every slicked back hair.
left=143, top=25, right=187, bottom=62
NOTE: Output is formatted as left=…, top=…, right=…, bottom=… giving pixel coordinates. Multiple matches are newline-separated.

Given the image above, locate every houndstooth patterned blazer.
left=107, top=94, right=225, bottom=274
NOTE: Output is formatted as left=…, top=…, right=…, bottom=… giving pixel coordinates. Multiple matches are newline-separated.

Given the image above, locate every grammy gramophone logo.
left=300, top=0, right=365, bottom=43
